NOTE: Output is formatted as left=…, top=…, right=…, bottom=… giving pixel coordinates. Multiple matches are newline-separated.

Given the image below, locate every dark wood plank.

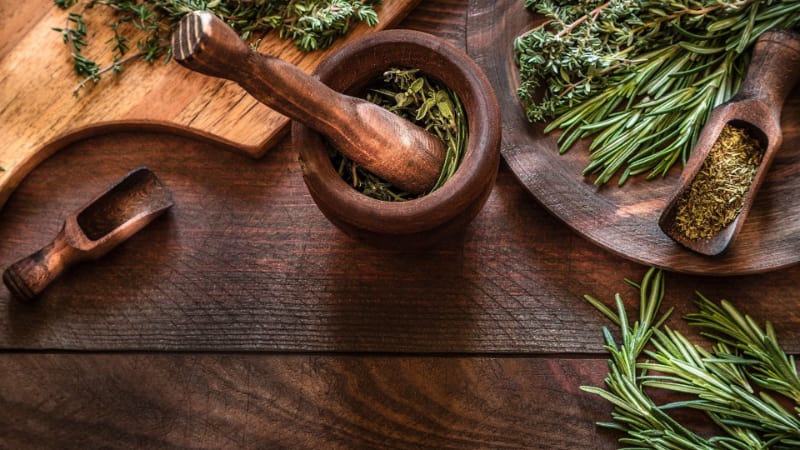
left=467, top=0, right=800, bottom=274
left=1, top=130, right=799, bottom=352
left=0, top=354, right=632, bottom=449
left=1, top=0, right=799, bottom=355
left=1, top=2, right=798, bottom=447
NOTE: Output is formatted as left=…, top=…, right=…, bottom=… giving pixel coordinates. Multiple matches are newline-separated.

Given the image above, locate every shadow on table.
left=322, top=229, right=480, bottom=353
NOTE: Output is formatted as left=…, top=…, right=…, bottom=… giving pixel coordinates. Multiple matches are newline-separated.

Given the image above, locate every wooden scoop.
left=659, top=29, right=800, bottom=256
left=3, top=168, right=173, bottom=301
left=171, top=11, right=446, bottom=195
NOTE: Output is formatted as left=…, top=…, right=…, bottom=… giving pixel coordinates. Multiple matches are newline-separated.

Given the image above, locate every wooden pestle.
left=171, top=11, right=446, bottom=195
left=659, top=29, right=800, bottom=255
left=3, top=168, right=173, bottom=301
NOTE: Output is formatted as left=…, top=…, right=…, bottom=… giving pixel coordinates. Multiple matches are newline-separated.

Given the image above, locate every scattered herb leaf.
left=330, top=68, right=468, bottom=201
left=583, top=268, right=800, bottom=448
left=54, top=0, right=382, bottom=95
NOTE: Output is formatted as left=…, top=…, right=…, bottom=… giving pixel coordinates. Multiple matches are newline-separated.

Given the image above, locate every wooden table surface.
left=2, top=1, right=799, bottom=448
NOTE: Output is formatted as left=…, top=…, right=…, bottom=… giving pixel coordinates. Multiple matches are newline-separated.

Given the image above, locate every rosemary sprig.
left=583, top=268, right=800, bottom=449
left=686, top=295, right=800, bottom=404
left=514, top=0, right=800, bottom=185
left=53, top=0, right=382, bottom=95
left=330, top=68, right=468, bottom=201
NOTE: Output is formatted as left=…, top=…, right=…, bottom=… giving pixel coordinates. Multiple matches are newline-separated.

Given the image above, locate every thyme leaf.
left=54, top=0, right=383, bottom=95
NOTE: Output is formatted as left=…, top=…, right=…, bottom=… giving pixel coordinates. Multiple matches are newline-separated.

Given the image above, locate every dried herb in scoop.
left=674, top=124, right=764, bottom=240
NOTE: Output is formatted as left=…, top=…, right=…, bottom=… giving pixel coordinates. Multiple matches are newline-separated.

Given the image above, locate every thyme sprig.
left=53, top=0, right=382, bottom=95
left=331, top=68, right=468, bottom=201
left=514, top=0, right=800, bottom=185
left=583, top=268, right=800, bottom=449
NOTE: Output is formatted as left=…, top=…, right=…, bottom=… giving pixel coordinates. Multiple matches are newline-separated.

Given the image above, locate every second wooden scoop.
left=659, top=29, right=800, bottom=256
left=171, top=11, right=446, bottom=195
left=3, top=168, right=173, bottom=302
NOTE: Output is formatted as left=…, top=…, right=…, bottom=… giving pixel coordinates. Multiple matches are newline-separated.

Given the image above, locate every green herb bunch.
left=53, top=0, right=382, bottom=95
left=583, top=268, right=800, bottom=449
left=514, top=0, right=800, bottom=185
left=331, top=68, right=468, bottom=201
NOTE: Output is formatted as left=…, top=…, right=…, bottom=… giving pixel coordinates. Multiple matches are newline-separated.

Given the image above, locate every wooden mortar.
left=295, top=29, right=501, bottom=248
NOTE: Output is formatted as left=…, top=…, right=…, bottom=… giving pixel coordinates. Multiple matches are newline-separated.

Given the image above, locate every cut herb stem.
left=583, top=267, right=800, bottom=449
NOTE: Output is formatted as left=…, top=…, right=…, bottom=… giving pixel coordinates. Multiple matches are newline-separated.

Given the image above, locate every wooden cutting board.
left=0, top=0, right=422, bottom=210
left=467, top=0, right=800, bottom=275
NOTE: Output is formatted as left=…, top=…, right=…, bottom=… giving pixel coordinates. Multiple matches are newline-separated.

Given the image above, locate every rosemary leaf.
left=514, top=0, right=800, bottom=185
left=583, top=268, right=800, bottom=448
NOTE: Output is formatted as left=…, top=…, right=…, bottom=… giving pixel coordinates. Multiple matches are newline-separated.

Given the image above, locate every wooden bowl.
left=294, top=30, right=501, bottom=248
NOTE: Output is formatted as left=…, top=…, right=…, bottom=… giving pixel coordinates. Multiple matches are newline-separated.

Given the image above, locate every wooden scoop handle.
left=3, top=227, right=83, bottom=302
left=3, top=168, right=173, bottom=301
left=734, top=28, right=800, bottom=116
left=171, top=11, right=446, bottom=194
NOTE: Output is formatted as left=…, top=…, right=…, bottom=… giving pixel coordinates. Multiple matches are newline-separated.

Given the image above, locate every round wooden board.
left=467, top=0, right=800, bottom=276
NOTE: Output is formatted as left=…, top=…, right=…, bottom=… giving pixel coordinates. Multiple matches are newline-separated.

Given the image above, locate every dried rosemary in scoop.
left=674, top=124, right=764, bottom=240
left=330, top=68, right=468, bottom=201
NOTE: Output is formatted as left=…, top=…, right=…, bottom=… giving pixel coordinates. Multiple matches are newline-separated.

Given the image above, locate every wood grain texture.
left=0, top=0, right=422, bottom=210
left=3, top=168, right=173, bottom=302
left=467, top=0, right=800, bottom=275
left=1, top=130, right=800, bottom=352
left=0, top=0, right=52, bottom=61
left=0, top=353, right=719, bottom=449
left=399, top=0, right=468, bottom=49
left=0, top=3, right=798, bottom=449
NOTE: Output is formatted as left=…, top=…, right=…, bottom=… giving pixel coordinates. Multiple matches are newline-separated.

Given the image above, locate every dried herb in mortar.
left=583, top=268, right=800, bottom=449
left=330, top=68, right=468, bottom=201
left=53, top=0, right=382, bottom=95
left=674, top=124, right=763, bottom=240
left=514, top=0, right=800, bottom=185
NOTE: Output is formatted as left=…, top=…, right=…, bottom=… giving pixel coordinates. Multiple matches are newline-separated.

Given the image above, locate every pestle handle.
left=171, top=11, right=446, bottom=195
left=3, top=227, right=83, bottom=302
left=734, top=29, right=800, bottom=116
